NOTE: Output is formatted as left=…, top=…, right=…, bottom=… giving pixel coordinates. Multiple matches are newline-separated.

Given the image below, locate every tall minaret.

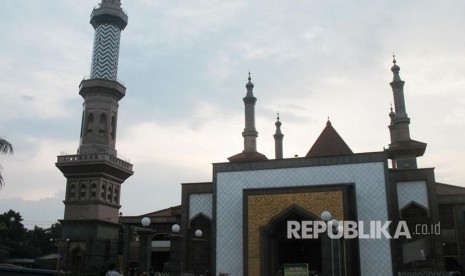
left=228, top=73, right=267, bottom=162
left=56, top=0, right=133, bottom=272
left=387, top=56, right=426, bottom=169
left=274, top=114, right=284, bottom=159
left=79, top=0, right=128, bottom=156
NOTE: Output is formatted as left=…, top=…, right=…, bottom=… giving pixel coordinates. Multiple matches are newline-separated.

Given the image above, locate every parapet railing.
left=57, top=153, right=132, bottom=170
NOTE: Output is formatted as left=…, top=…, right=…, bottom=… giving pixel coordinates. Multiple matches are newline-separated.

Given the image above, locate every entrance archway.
left=261, top=205, right=322, bottom=276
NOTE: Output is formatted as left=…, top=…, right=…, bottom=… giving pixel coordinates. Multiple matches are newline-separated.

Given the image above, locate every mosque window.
left=90, top=183, right=97, bottom=198
left=99, top=114, right=107, bottom=136
left=111, top=116, right=116, bottom=139
left=101, top=183, right=106, bottom=200
left=107, top=185, right=113, bottom=202
left=87, top=113, right=94, bottom=133
left=80, top=183, right=87, bottom=199
left=69, top=183, right=76, bottom=200
left=114, top=187, right=119, bottom=203
left=80, top=112, right=84, bottom=139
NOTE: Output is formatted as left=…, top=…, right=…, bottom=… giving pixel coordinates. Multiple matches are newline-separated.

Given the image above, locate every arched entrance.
left=69, top=245, right=85, bottom=273
left=261, top=205, right=322, bottom=276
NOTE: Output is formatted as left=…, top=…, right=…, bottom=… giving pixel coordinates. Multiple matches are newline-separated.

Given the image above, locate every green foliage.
left=0, top=137, right=13, bottom=188
left=0, top=209, right=61, bottom=260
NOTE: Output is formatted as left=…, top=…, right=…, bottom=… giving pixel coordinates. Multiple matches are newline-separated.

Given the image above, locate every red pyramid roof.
left=306, top=120, right=353, bottom=158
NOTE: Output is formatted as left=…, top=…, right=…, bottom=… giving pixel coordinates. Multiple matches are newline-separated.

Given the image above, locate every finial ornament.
left=277, top=113, right=280, bottom=121
left=245, top=71, right=254, bottom=91
left=393, top=54, right=396, bottom=64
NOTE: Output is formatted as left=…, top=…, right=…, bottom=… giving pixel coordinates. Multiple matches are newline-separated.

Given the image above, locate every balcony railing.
left=57, top=153, right=132, bottom=170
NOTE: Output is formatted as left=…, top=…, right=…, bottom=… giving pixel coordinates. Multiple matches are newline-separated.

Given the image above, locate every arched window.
left=69, top=183, right=76, bottom=200
left=101, top=183, right=106, bottom=200
left=111, top=116, right=116, bottom=140
left=80, top=183, right=87, bottom=199
left=107, top=185, right=113, bottom=202
left=114, top=187, right=119, bottom=203
left=80, top=111, right=84, bottom=139
left=401, top=203, right=429, bottom=242
left=90, top=183, right=97, bottom=198
left=99, top=114, right=107, bottom=136
left=86, top=113, right=94, bottom=133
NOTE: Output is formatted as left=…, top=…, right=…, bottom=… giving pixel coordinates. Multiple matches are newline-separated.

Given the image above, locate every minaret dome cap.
left=246, top=72, right=254, bottom=89
left=391, top=55, right=400, bottom=73
left=275, top=114, right=282, bottom=127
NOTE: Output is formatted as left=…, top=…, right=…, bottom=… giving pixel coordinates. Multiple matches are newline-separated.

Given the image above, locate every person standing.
left=107, top=263, right=122, bottom=276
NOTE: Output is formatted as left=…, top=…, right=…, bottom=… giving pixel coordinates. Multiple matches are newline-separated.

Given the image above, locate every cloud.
left=0, top=191, right=65, bottom=229
left=0, top=0, right=464, bottom=225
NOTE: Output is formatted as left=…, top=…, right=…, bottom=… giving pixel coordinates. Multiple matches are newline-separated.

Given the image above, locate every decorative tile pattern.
left=397, top=181, right=429, bottom=210
left=91, top=24, right=121, bottom=80
left=189, top=193, right=213, bottom=220
left=215, top=162, right=392, bottom=276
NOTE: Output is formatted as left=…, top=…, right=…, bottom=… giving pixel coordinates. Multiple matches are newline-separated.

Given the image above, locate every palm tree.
left=0, top=137, right=14, bottom=188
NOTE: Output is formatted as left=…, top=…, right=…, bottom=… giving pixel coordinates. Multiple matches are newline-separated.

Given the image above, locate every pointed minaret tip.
left=275, top=113, right=281, bottom=126
left=246, top=71, right=254, bottom=91
left=391, top=54, right=401, bottom=81
left=274, top=112, right=284, bottom=159
left=228, top=73, right=267, bottom=162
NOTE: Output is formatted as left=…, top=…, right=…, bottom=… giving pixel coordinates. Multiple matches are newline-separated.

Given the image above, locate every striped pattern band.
left=90, top=24, right=121, bottom=80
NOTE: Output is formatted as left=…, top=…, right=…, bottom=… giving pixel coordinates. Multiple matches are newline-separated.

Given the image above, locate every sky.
left=0, top=0, right=464, bottom=229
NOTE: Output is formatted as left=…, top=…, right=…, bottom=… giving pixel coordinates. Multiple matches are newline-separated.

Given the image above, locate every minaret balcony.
left=90, top=3, right=128, bottom=30
left=79, top=77, right=126, bottom=100
left=56, top=152, right=133, bottom=180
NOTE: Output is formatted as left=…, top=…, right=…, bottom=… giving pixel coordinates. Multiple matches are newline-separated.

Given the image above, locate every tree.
left=0, top=210, right=27, bottom=259
left=0, top=137, right=14, bottom=189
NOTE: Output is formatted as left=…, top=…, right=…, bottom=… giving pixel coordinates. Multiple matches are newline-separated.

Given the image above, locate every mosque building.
left=55, top=0, right=465, bottom=275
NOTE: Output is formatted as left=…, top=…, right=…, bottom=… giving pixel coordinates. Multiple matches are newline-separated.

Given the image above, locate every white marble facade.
left=215, top=161, right=393, bottom=276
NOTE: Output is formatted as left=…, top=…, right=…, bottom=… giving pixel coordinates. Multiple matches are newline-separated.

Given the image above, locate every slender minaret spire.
left=228, top=73, right=267, bottom=162
left=56, top=1, right=132, bottom=272
left=243, top=72, right=258, bottom=152
left=387, top=56, right=426, bottom=169
left=78, top=0, right=128, bottom=155
left=274, top=113, right=284, bottom=159
left=389, top=55, right=411, bottom=141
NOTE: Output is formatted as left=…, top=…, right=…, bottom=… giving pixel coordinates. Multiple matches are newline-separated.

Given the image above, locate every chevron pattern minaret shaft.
left=91, top=24, right=121, bottom=80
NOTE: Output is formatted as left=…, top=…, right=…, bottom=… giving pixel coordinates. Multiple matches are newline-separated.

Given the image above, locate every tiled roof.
left=306, top=120, right=353, bottom=158
left=436, top=183, right=465, bottom=196
left=144, top=205, right=181, bottom=217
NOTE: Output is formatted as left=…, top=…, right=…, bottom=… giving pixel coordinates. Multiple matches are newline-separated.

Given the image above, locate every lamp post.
left=8, top=217, right=15, bottom=240
left=320, top=211, right=344, bottom=276
left=170, top=224, right=183, bottom=276
left=191, top=230, right=205, bottom=276
left=169, top=224, right=205, bottom=276
left=50, top=237, right=70, bottom=275
left=137, top=217, right=155, bottom=274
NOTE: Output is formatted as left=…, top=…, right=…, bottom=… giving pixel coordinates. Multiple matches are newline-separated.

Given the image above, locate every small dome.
left=391, top=55, right=400, bottom=72
left=389, top=109, right=395, bottom=118
left=246, top=72, right=254, bottom=89
left=275, top=114, right=281, bottom=127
